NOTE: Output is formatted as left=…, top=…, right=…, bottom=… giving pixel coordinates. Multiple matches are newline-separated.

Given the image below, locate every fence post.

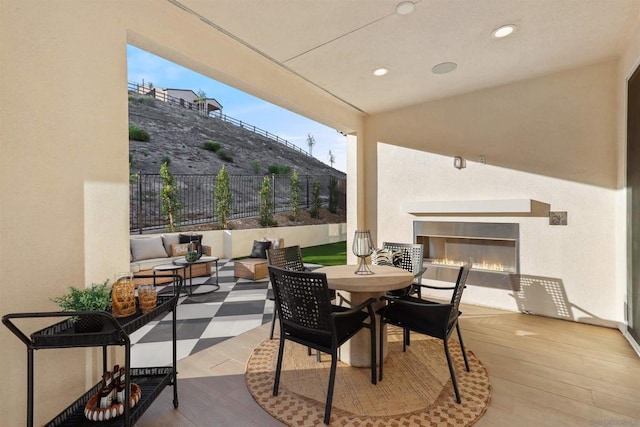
left=137, top=171, right=143, bottom=234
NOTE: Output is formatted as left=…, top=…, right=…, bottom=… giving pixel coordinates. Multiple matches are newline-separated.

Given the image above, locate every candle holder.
left=352, top=230, right=375, bottom=275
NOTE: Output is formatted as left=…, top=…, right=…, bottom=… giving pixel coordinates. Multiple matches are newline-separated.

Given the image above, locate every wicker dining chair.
left=268, top=266, right=377, bottom=425
left=378, top=263, right=472, bottom=403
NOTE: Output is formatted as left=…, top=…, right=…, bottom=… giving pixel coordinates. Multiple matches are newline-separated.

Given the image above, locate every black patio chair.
left=266, top=245, right=309, bottom=340
left=378, top=263, right=472, bottom=403
left=381, top=242, right=427, bottom=298
left=268, top=266, right=377, bottom=425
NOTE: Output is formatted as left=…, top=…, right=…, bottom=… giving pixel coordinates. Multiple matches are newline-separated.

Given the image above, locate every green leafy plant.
left=258, top=175, right=276, bottom=227
left=328, top=175, right=338, bottom=214
left=203, top=140, right=221, bottom=152
left=289, top=170, right=300, bottom=221
left=267, top=164, right=291, bottom=175
left=251, top=160, right=261, bottom=175
left=310, top=179, right=321, bottom=219
left=50, top=280, right=111, bottom=314
left=160, top=161, right=182, bottom=232
left=215, top=165, right=233, bottom=229
left=217, top=149, right=234, bottom=162
left=161, top=155, right=171, bottom=165
left=129, top=124, right=150, bottom=142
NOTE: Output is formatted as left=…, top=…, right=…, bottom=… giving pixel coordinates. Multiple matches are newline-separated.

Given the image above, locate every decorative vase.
left=111, top=272, right=136, bottom=318
left=73, top=315, right=104, bottom=333
left=353, top=230, right=375, bottom=275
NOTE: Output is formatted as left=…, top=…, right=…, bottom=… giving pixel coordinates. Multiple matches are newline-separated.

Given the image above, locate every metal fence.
left=130, top=173, right=346, bottom=233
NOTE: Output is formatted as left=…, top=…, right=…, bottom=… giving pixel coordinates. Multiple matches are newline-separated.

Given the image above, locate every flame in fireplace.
left=430, top=258, right=515, bottom=273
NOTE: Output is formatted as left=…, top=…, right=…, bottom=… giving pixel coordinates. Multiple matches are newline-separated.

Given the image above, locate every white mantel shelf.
left=405, top=199, right=550, bottom=216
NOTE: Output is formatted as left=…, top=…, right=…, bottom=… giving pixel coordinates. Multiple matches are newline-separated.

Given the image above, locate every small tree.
left=328, top=175, right=338, bottom=214
left=289, top=171, right=300, bottom=221
left=258, top=176, right=276, bottom=227
left=214, top=165, right=233, bottom=229
left=310, top=179, right=321, bottom=219
left=160, top=161, right=181, bottom=232
left=307, top=133, right=316, bottom=156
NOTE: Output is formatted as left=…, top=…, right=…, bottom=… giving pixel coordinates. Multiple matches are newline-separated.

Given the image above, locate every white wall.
left=368, top=60, right=622, bottom=327
left=378, top=146, right=618, bottom=326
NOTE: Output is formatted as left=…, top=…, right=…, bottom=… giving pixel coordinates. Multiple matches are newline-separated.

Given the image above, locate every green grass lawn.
left=301, top=241, right=347, bottom=266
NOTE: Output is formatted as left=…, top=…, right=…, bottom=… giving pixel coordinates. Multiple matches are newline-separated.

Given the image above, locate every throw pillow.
left=130, top=236, right=169, bottom=261
left=170, top=243, right=190, bottom=257
left=261, top=237, right=283, bottom=249
left=250, top=240, right=271, bottom=259
left=179, top=233, right=203, bottom=255
left=161, top=233, right=180, bottom=256
left=371, top=248, right=402, bottom=267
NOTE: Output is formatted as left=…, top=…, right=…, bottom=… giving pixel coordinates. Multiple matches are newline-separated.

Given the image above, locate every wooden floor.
left=137, top=304, right=640, bottom=426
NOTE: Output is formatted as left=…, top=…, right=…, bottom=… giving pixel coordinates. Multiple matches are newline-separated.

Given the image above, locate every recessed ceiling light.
left=373, top=67, right=389, bottom=76
left=492, top=24, right=516, bottom=38
left=396, top=1, right=415, bottom=15
left=432, top=62, right=457, bottom=75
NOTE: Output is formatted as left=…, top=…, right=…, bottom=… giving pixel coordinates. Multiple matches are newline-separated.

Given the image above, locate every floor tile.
left=215, top=300, right=266, bottom=316
left=130, top=339, right=198, bottom=367
left=137, top=318, right=212, bottom=343
left=224, top=289, right=268, bottom=302
left=200, top=314, right=264, bottom=338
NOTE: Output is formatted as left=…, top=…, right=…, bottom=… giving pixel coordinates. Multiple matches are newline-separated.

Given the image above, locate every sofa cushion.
left=250, top=240, right=271, bottom=259
left=161, top=233, right=180, bottom=256
left=131, top=236, right=168, bottom=261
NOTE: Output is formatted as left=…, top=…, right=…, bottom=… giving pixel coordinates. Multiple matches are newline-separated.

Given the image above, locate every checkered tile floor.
left=130, top=259, right=319, bottom=367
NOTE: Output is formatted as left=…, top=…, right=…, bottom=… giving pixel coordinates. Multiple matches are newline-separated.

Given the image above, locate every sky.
left=127, top=45, right=347, bottom=172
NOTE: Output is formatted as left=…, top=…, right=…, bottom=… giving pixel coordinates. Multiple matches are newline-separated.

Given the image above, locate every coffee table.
left=173, top=256, right=220, bottom=296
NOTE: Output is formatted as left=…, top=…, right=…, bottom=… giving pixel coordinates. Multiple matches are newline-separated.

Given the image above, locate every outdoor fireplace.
left=414, top=221, right=519, bottom=288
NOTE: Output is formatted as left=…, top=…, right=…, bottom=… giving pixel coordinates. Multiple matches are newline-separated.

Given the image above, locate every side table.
left=151, top=264, right=185, bottom=296
left=173, top=256, right=220, bottom=296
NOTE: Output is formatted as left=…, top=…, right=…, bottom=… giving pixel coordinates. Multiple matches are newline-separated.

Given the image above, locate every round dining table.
left=314, top=264, right=413, bottom=368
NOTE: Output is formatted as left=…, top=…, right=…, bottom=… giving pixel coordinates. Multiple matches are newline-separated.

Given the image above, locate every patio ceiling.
left=171, top=0, right=639, bottom=114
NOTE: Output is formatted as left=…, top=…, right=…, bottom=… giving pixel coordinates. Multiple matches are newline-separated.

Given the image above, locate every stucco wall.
left=378, top=146, right=618, bottom=325
left=0, top=2, right=363, bottom=425
left=368, top=61, right=622, bottom=327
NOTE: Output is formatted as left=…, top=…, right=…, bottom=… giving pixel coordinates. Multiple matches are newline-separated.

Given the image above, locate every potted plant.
left=51, top=280, right=111, bottom=333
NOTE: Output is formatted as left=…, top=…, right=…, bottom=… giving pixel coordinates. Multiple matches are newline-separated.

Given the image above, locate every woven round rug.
left=245, top=327, right=491, bottom=426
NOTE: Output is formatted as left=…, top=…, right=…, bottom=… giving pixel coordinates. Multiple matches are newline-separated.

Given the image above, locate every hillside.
left=128, top=94, right=345, bottom=178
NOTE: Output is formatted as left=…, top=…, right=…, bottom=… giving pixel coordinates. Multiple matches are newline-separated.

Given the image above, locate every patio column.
left=346, top=130, right=379, bottom=260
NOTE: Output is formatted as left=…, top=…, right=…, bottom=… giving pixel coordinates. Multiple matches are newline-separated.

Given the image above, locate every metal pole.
left=138, top=172, right=143, bottom=234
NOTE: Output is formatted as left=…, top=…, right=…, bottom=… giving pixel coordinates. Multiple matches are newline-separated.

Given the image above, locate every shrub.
left=289, top=171, right=300, bottom=221
left=161, top=155, right=171, bottom=165
left=215, top=165, right=233, bottom=230
left=251, top=160, right=261, bottom=175
left=129, top=124, right=150, bottom=142
left=267, top=164, right=291, bottom=175
left=258, top=176, right=276, bottom=227
left=203, top=140, right=221, bottom=152
left=217, top=150, right=234, bottom=162
left=328, top=175, right=338, bottom=214
left=310, top=179, right=321, bottom=219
